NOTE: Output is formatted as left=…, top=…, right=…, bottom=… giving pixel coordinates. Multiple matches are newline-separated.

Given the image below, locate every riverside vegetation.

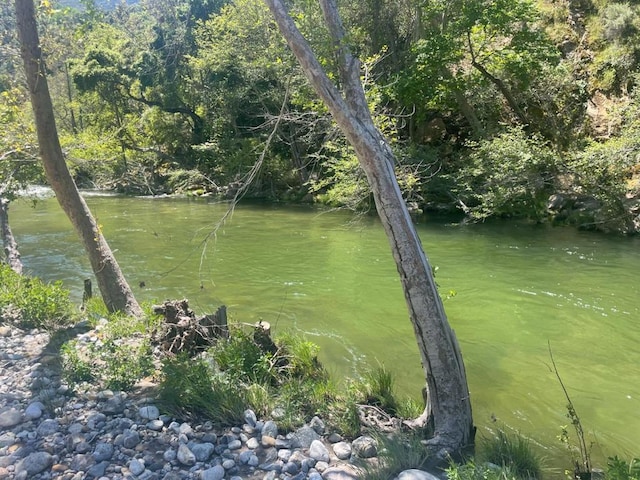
left=1, top=264, right=639, bottom=480
left=3, top=0, right=640, bottom=233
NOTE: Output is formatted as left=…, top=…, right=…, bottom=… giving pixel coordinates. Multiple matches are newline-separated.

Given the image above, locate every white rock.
left=177, top=443, right=196, bottom=466
left=309, top=439, right=330, bottom=463
left=138, top=405, right=160, bottom=420
left=395, top=469, right=440, bottom=480
left=332, top=441, right=352, bottom=460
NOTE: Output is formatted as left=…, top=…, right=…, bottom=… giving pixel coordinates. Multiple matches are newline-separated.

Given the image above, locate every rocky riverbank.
left=0, top=324, right=439, bottom=480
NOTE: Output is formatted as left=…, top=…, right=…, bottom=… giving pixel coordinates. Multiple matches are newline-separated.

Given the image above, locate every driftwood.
left=152, top=299, right=228, bottom=355
left=0, top=198, right=23, bottom=274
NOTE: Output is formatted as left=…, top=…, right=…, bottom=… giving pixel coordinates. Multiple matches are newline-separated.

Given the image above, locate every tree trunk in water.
left=0, top=198, right=23, bottom=274
left=14, top=0, right=143, bottom=317
left=264, top=0, right=474, bottom=459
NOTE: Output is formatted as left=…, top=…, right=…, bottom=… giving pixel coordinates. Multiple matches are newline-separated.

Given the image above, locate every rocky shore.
left=0, top=324, right=438, bottom=480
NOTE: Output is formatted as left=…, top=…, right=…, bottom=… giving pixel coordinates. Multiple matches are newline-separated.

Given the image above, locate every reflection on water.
left=9, top=194, right=640, bottom=466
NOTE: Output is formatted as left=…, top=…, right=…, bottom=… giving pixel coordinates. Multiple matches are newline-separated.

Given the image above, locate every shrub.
left=0, top=264, right=75, bottom=330
left=453, top=127, right=559, bottom=221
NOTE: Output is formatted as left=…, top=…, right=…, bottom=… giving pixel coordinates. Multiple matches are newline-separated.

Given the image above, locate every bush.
left=0, top=264, right=75, bottom=330
left=452, top=127, right=559, bottom=221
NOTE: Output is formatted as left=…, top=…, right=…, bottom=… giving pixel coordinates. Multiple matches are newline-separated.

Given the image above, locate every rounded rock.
left=36, top=418, right=59, bottom=437
left=129, top=458, right=146, bottom=476
left=0, top=408, right=22, bottom=428
left=332, top=441, right=352, bottom=460
left=395, top=469, right=441, bottom=480
left=139, top=405, right=160, bottom=420
left=309, top=439, right=330, bottom=463
left=243, top=409, right=257, bottom=427
left=190, top=442, right=215, bottom=462
left=24, top=402, right=45, bottom=420
left=15, top=452, right=53, bottom=476
left=200, top=464, right=225, bottom=480
left=177, top=443, right=196, bottom=466
left=352, top=435, right=377, bottom=458
left=261, top=420, right=278, bottom=439
left=93, top=442, right=114, bottom=462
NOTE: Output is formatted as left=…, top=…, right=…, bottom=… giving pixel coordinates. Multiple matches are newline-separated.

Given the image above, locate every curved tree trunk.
left=0, top=198, right=23, bottom=274
left=264, top=0, right=474, bottom=459
left=14, top=0, right=143, bottom=317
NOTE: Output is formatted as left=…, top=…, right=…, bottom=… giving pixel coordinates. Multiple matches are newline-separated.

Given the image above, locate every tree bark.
left=264, top=0, right=474, bottom=459
left=0, top=198, right=23, bottom=274
left=14, top=0, right=143, bottom=317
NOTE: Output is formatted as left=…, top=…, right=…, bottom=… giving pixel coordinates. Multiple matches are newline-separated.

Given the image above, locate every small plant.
left=446, top=461, right=520, bottom=480
left=98, top=338, right=154, bottom=391
left=60, top=341, right=95, bottom=384
left=606, top=456, right=640, bottom=480
left=0, top=264, right=75, bottom=330
left=549, top=342, right=592, bottom=479
left=481, top=429, right=542, bottom=479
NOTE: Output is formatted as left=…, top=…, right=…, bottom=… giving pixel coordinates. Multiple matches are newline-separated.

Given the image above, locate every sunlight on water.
left=9, top=194, right=640, bottom=468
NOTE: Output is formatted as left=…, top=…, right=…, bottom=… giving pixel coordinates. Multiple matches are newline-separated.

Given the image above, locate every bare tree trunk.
left=0, top=198, right=23, bottom=274
left=264, top=0, right=473, bottom=459
left=14, top=0, right=143, bottom=317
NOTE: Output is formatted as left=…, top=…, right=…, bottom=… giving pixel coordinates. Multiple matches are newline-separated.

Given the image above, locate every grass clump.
left=361, top=430, right=430, bottom=480
left=0, top=264, right=75, bottom=330
left=158, top=354, right=248, bottom=426
left=480, top=429, right=542, bottom=479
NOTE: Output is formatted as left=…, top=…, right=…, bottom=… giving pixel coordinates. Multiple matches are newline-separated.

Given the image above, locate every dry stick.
left=547, top=340, right=591, bottom=475
left=154, top=78, right=293, bottom=284
left=196, top=77, right=294, bottom=287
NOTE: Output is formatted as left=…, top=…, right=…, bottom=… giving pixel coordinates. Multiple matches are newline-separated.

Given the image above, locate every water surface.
left=9, top=194, right=640, bottom=468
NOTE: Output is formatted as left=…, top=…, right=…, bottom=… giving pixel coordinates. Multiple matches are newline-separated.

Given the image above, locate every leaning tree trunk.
left=264, top=0, right=474, bottom=459
left=0, top=198, right=23, bottom=274
left=14, top=0, right=143, bottom=317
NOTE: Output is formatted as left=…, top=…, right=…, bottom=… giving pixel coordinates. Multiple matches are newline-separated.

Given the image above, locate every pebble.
left=0, top=322, right=440, bottom=480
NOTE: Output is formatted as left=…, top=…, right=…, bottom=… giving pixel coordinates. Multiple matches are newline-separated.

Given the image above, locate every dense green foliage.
left=3, top=0, right=640, bottom=230
left=0, top=264, right=75, bottom=330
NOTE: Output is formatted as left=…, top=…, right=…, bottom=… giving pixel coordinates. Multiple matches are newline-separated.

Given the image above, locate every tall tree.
left=14, top=0, right=143, bottom=317
left=264, top=0, right=474, bottom=460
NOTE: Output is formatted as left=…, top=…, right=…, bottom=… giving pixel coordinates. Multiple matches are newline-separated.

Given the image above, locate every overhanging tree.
left=14, top=0, right=143, bottom=317
left=264, top=0, right=474, bottom=459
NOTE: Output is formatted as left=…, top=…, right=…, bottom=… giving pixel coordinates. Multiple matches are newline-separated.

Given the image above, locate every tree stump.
left=151, top=300, right=228, bottom=355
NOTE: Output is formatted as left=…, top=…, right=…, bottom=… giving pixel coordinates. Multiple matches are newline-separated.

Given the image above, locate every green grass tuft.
left=481, top=429, right=542, bottom=479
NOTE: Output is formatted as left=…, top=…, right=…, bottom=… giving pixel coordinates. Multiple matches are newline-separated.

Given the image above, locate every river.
left=8, top=192, right=640, bottom=470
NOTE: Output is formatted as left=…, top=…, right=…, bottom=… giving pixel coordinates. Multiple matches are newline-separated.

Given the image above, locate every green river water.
left=8, top=193, right=640, bottom=470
